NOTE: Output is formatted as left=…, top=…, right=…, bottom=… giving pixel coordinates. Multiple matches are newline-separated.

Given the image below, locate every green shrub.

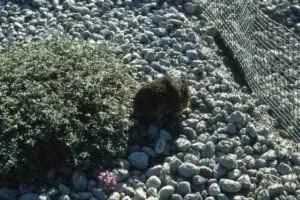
left=0, top=34, right=138, bottom=182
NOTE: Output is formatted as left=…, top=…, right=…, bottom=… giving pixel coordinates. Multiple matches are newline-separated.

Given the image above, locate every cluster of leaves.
left=0, top=34, right=139, bottom=182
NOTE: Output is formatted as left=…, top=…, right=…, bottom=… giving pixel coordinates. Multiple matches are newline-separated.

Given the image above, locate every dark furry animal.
left=133, top=76, right=190, bottom=124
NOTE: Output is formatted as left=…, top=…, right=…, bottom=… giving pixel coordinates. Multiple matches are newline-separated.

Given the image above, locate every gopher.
left=133, top=76, right=190, bottom=124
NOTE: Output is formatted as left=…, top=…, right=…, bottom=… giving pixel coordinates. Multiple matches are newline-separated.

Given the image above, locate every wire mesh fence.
left=195, top=0, right=300, bottom=141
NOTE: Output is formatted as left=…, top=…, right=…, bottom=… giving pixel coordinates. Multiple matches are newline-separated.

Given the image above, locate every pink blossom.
left=98, top=170, right=117, bottom=188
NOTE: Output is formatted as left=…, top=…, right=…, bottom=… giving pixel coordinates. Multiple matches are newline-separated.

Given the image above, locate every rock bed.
left=0, top=0, right=300, bottom=200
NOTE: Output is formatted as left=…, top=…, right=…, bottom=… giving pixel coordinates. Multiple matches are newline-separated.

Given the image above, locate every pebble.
left=219, top=154, right=238, bottom=170
left=134, top=188, right=147, bottom=200
left=91, top=188, right=106, bottom=200
left=175, top=138, right=191, bottom=152
left=0, top=187, right=18, bottom=200
left=18, top=193, right=39, bottom=200
left=228, top=111, right=246, bottom=129
left=201, top=141, right=215, bottom=158
left=176, top=181, right=191, bottom=196
left=277, top=162, right=292, bottom=175
left=128, top=152, right=149, bottom=169
left=183, top=192, right=202, bottom=200
left=158, top=185, right=175, bottom=200
left=267, top=184, right=284, bottom=197
left=219, top=179, right=241, bottom=193
left=208, top=183, right=221, bottom=197
left=146, top=176, right=161, bottom=189
left=257, top=189, right=270, bottom=200
left=260, top=150, right=276, bottom=162
left=58, top=195, right=71, bottom=200
left=178, top=162, right=199, bottom=178
left=71, top=171, right=87, bottom=192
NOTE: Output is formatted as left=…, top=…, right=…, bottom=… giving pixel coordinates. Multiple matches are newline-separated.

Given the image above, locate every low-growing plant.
left=0, top=34, right=139, bottom=183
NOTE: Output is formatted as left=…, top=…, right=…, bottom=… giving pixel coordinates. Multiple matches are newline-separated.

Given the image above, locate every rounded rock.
left=158, top=185, right=175, bottom=200
left=219, top=154, right=238, bottom=170
left=176, top=181, right=191, bottom=196
left=71, top=171, right=87, bottom=192
left=208, top=183, right=221, bottom=197
left=178, top=162, right=199, bottom=178
left=219, top=179, right=241, bottom=193
left=146, top=176, right=161, bottom=189
left=128, top=152, right=149, bottom=170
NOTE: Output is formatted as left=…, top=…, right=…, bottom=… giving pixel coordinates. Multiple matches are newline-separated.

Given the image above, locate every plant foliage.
left=0, top=34, right=138, bottom=182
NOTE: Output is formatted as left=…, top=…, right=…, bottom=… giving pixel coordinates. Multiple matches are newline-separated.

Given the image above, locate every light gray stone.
left=183, top=192, right=202, bottom=200
left=260, top=150, right=276, bottom=162
left=219, top=154, right=238, bottom=170
left=219, top=179, right=241, bottom=193
left=178, top=162, right=199, bottom=178
left=208, top=183, right=221, bottom=197
left=134, top=188, right=147, bottom=200
left=58, top=195, right=71, bottom=200
left=201, top=141, right=215, bottom=158
left=228, top=111, right=246, bottom=128
left=38, top=194, right=51, bottom=200
left=176, top=181, right=191, bottom=196
left=277, top=162, right=292, bottom=175
left=267, top=184, right=284, bottom=197
left=237, top=174, right=251, bottom=189
left=257, top=189, right=270, bottom=200
left=146, top=165, right=162, bottom=177
left=128, top=152, right=149, bottom=169
left=158, top=185, right=175, bottom=200
left=146, top=176, right=161, bottom=189
left=175, top=138, right=191, bottom=152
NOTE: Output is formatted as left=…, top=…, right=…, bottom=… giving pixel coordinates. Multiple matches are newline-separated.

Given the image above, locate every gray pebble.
left=128, top=152, right=149, bottom=169
left=208, top=183, right=221, bottom=197
left=201, top=141, right=215, bottom=158
left=257, top=189, right=270, bottom=200
left=175, top=138, right=191, bottom=152
left=146, top=176, right=161, bottom=189
left=134, top=188, right=147, bottom=200
left=176, top=181, right=191, bottom=196
left=153, top=28, right=166, bottom=37
left=158, top=185, right=175, bottom=200
left=38, top=194, right=51, bottom=200
left=184, top=2, right=196, bottom=14
left=186, top=50, right=198, bottom=60
left=260, top=150, right=276, bottom=162
left=71, top=171, right=87, bottom=192
left=146, top=165, right=162, bottom=177
left=277, top=162, right=292, bottom=175
left=178, top=162, right=199, bottom=178
left=237, top=174, right=251, bottom=189
left=219, top=179, right=241, bottom=193
left=228, top=169, right=241, bottom=180
left=192, top=175, right=206, bottom=186
left=219, top=154, right=238, bottom=170
left=0, top=187, right=18, bottom=200
left=147, top=188, right=158, bottom=197
left=268, top=184, right=284, bottom=197
left=58, top=195, right=71, bottom=200
left=183, top=192, right=202, bottom=200
left=18, top=193, right=39, bottom=200
left=91, top=188, right=106, bottom=200
left=227, top=111, right=246, bottom=129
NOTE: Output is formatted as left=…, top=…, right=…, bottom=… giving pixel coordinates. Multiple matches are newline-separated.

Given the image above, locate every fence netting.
left=194, top=0, right=300, bottom=141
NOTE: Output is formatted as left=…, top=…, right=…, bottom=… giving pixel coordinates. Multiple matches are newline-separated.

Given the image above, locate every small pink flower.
left=98, top=170, right=117, bottom=188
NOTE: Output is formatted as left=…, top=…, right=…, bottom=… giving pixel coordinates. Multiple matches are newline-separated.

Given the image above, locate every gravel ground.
left=0, top=0, right=300, bottom=200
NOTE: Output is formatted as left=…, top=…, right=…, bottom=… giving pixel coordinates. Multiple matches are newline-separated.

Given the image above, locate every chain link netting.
left=195, top=0, right=300, bottom=141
